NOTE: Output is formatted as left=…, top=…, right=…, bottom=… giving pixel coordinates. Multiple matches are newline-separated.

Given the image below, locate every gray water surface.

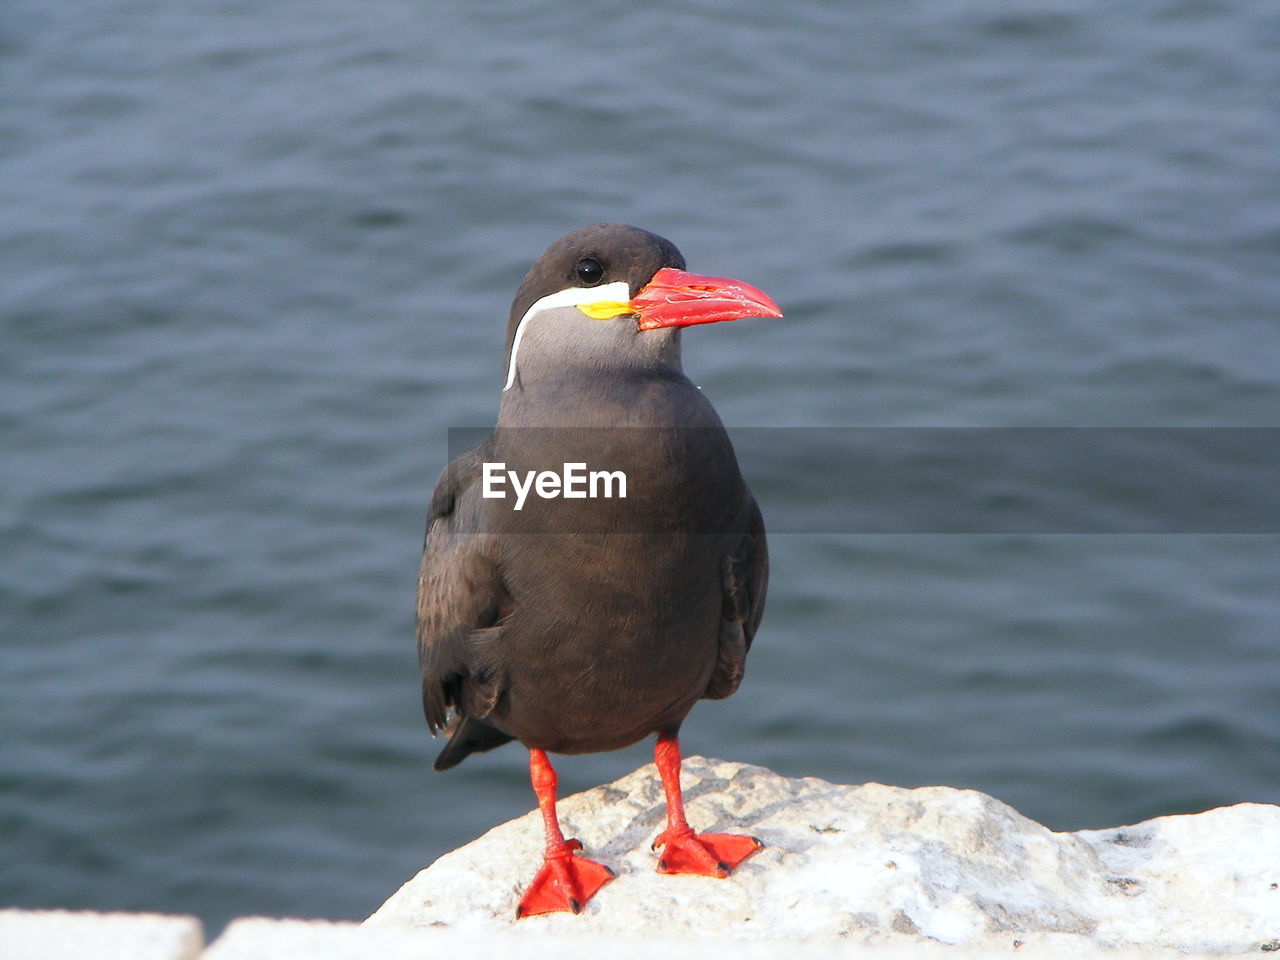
left=3, top=0, right=1278, bottom=933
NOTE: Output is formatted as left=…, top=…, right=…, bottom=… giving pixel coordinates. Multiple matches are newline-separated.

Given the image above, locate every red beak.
left=632, top=267, right=783, bottom=331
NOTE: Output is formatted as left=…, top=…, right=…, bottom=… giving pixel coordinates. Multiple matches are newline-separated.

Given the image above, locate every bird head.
left=501, top=223, right=782, bottom=393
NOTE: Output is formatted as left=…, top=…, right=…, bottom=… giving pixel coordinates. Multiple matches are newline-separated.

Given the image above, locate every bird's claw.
left=652, top=830, right=762, bottom=877
left=515, top=847, right=614, bottom=919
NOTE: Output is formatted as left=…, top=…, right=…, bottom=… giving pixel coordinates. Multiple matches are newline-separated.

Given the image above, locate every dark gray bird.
left=417, top=223, right=780, bottom=918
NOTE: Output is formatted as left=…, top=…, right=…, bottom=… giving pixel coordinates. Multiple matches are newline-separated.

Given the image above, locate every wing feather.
left=416, top=444, right=510, bottom=733
left=705, top=495, right=768, bottom=700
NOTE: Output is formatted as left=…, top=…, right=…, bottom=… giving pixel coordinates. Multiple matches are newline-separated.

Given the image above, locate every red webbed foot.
left=515, top=840, right=615, bottom=918
left=652, top=827, right=763, bottom=877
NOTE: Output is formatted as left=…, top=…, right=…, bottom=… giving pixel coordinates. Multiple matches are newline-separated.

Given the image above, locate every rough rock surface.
left=369, top=757, right=1280, bottom=954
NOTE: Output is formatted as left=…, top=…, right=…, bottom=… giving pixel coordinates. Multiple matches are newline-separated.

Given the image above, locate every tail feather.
left=433, top=716, right=515, bottom=771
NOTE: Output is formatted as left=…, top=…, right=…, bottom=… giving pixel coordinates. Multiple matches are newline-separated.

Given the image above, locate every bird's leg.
left=650, top=732, right=762, bottom=877
left=515, top=749, right=614, bottom=918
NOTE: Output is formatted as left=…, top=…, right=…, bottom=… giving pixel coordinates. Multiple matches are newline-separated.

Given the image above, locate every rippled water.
left=3, top=0, right=1278, bottom=934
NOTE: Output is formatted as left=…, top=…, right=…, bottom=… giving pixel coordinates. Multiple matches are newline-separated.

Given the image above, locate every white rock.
left=0, top=908, right=203, bottom=960
left=368, top=757, right=1280, bottom=954
left=203, top=917, right=1182, bottom=960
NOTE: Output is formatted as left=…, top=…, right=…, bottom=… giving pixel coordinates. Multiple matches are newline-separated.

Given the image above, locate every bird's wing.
left=416, top=442, right=510, bottom=734
left=705, top=494, right=769, bottom=700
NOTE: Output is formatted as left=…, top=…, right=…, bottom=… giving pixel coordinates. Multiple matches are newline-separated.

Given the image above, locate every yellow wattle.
left=576, top=300, right=633, bottom=320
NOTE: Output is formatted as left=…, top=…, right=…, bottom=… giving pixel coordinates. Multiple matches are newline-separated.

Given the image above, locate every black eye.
left=575, top=257, right=604, bottom=285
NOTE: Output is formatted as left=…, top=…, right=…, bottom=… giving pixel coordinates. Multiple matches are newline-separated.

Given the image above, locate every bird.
left=416, top=223, right=780, bottom=918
